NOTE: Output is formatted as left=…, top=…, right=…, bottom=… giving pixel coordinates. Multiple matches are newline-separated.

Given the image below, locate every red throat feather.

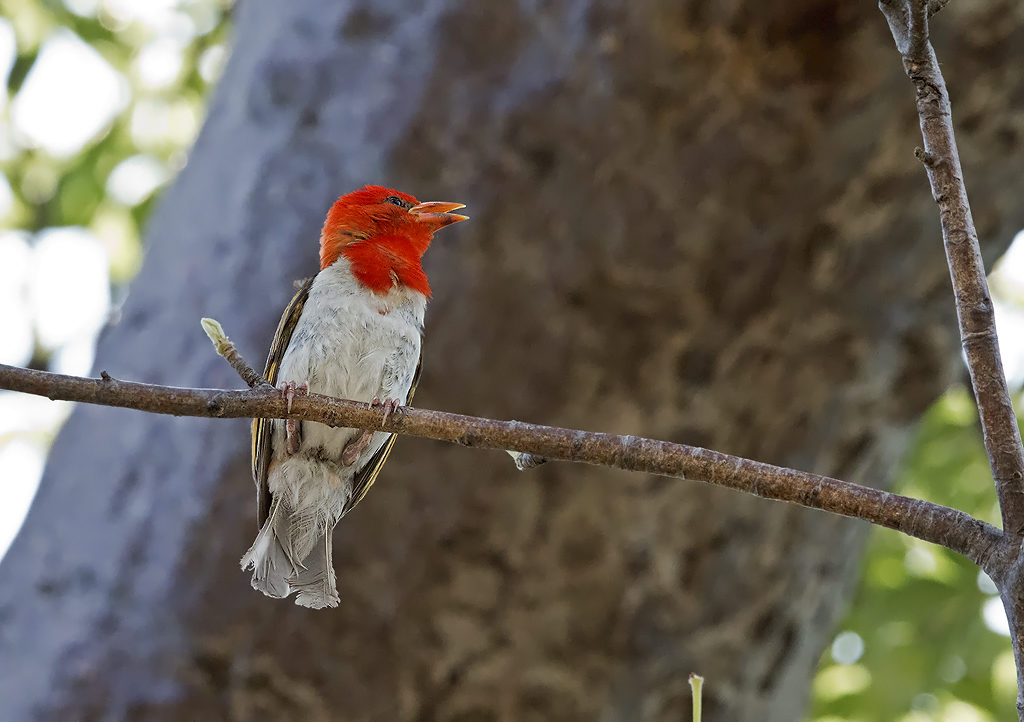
left=338, top=235, right=432, bottom=299
left=318, top=186, right=435, bottom=298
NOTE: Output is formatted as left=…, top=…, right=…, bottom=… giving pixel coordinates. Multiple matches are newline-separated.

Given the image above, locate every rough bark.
left=878, top=2, right=1024, bottom=716
left=1, top=363, right=1009, bottom=569
left=0, top=1, right=1022, bottom=721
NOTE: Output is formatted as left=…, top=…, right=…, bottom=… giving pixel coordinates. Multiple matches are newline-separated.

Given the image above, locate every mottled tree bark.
left=1, top=1, right=1022, bottom=720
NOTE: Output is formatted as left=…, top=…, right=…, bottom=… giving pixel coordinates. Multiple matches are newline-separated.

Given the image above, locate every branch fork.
left=880, top=0, right=1024, bottom=715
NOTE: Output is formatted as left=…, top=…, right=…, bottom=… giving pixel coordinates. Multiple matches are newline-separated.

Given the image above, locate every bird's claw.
left=279, top=381, right=309, bottom=455
left=280, top=380, right=309, bottom=413
left=339, top=397, right=400, bottom=466
left=370, top=396, right=402, bottom=428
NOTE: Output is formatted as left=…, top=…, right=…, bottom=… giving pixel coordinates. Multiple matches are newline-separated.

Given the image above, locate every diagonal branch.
left=879, top=2, right=1024, bottom=717
left=0, top=360, right=1009, bottom=575
left=200, top=318, right=272, bottom=390
left=880, top=0, right=1024, bottom=537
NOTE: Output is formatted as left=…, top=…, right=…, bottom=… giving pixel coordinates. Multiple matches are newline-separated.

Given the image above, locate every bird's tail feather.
left=241, top=495, right=340, bottom=609
left=289, top=527, right=340, bottom=609
left=240, top=495, right=293, bottom=599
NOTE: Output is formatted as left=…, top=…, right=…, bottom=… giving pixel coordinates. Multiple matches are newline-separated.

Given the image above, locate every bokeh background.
left=0, top=0, right=229, bottom=559
left=1, top=1, right=1023, bottom=720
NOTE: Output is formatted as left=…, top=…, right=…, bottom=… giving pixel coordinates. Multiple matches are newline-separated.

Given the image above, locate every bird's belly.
left=274, top=287, right=421, bottom=462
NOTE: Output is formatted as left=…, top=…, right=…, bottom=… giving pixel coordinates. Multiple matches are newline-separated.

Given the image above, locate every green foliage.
left=0, top=2, right=234, bottom=551
left=811, top=388, right=1022, bottom=721
left=0, top=0, right=232, bottom=304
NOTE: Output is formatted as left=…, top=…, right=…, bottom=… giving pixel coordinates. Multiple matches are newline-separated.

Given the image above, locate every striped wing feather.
left=251, top=277, right=314, bottom=527
left=250, top=275, right=422, bottom=528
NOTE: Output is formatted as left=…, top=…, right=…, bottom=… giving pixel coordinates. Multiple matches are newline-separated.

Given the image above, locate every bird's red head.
left=319, top=185, right=467, bottom=298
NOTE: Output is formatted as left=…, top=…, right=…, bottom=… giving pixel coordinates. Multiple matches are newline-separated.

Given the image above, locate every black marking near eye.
left=385, top=196, right=413, bottom=209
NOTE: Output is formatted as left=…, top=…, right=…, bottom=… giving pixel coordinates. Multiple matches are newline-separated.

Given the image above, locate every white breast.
left=274, top=257, right=426, bottom=461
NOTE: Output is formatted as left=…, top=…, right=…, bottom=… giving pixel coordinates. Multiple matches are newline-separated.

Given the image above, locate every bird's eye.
left=385, top=196, right=412, bottom=209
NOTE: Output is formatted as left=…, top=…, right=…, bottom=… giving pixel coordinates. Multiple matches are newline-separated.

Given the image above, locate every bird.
left=242, top=185, right=467, bottom=608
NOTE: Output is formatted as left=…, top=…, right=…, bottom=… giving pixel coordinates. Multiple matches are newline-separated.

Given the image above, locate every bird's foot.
left=279, top=380, right=309, bottom=455
left=341, top=430, right=374, bottom=467
left=371, top=396, right=402, bottom=428
left=339, top=397, right=401, bottom=466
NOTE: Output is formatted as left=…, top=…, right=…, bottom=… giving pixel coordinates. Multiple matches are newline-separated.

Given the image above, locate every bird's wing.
left=251, top=276, right=315, bottom=529
left=341, top=347, right=423, bottom=518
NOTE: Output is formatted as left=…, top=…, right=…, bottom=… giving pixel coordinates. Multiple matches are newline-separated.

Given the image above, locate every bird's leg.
left=279, top=380, right=309, bottom=455
left=340, top=430, right=374, bottom=467
left=339, top=397, right=401, bottom=466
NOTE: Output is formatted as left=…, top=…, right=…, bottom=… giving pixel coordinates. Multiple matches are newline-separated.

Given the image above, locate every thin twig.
left=0, top=361, right=1009, bottom=574
left=879, top=1, right=1024, bottom=716
left=926, top=0, right=951, bottom=18
left=200, top=317, right=271, bottom=389
left=880, top=0, right=1024, bottom=537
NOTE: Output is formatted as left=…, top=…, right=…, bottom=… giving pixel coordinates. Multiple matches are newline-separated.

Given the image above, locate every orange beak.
left=409, top=201, right=469, bottom=229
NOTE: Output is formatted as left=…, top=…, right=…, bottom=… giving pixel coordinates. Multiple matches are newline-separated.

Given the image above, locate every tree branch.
left=0, top=361, right=1009, bottom=575
left=880, top=0, right=1024, bottom=537
left=879, top=1, right=1024, bottom=716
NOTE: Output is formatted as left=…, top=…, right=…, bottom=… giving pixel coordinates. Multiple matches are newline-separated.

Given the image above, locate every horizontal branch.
left=0, top=362, right=1008, bottom=573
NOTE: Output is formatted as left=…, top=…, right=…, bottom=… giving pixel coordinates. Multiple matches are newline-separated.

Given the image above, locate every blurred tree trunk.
left=1, top=1, right=1022, bottom=720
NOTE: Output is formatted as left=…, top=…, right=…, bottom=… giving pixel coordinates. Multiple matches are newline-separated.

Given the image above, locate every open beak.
left=409, top=201, right=469, bottom=229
